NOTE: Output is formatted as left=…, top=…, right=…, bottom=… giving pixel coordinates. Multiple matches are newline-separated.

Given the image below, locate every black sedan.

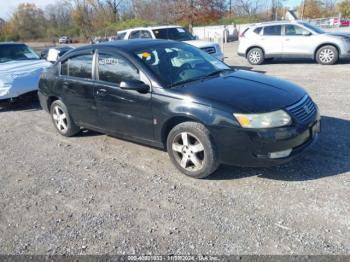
left=38, top=39, right=320, bottom=178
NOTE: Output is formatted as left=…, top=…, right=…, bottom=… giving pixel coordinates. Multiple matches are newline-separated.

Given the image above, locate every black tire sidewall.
left=166, top=122, right=218, bottom=179
left=316, top=46, right=338, bottom=65
left=50, top=100, right=79, bottom=137
left=247, top=48, right=264, bottom=65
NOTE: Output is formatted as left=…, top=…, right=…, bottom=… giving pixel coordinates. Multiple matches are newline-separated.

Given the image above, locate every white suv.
left=238, top=21, right=350, bottom=65
left=116, top=25, right=224, bottom=61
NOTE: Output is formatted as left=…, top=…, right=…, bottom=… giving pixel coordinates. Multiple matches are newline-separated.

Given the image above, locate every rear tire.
left=166, top=122, right=219, bottom=179
left=316, top=45, right=338, bottom=65
left=247, top=47, right=264, bottom=65
left=50, top=100, right=80, bottom=137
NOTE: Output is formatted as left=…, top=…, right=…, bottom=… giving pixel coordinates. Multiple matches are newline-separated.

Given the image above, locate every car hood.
left=0, top=59, right=51, bottom=99
left=327, top=32, right=350, bottom=38
left=171, top=70, right=306, bottom=113
left=183, top=40, right=216, bottom=48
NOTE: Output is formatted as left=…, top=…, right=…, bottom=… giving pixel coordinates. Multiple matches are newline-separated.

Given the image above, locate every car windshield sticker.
left=99, top=58, right=119, bottom=65
left=177, top=28, right=186, bottom=33
left=141, top=52, right=151, bottom=60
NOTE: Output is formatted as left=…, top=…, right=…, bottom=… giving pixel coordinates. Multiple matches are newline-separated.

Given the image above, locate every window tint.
left=116, top=32, right=126, bottom=40
left=253, top=27, right=262, bottom=34
left=61, top=60, right=68, bottom=75
left=61, top=54, right=92, bottom=79
left=139, top=30, right=152, bottom=39
left=263, top=25, right=282, bottom=36
left=98, top=53, right=139, bottom=84
left=152, top=28, right=195, bottom=41
left=68, top=55, right=93, bottom=79
left=129, top=31, right=140, bottom=39
left=285, top=25, right=310, bottom=36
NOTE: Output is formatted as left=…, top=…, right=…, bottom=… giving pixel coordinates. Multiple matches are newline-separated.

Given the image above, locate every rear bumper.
left=210, top=113, right=321, bottom=167
left=38, top=91, right=50, bottom=112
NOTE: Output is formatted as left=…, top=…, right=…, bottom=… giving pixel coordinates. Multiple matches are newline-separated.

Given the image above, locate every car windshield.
left=134, top=43, right=230, bottom=88
left=301, top=22, right=325, bottom=34
left=0, top=44, right=40, bottom=63
left=152, top=27, right=196, bottom=41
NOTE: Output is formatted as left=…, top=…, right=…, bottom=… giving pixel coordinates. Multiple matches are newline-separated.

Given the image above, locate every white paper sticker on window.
left=177, top=28, right=186, bottom=33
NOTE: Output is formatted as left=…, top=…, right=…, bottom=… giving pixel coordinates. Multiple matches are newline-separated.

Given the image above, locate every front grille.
left=286, top=95, right=317, bottom=123
left=201, top=46, right=216, bottom=54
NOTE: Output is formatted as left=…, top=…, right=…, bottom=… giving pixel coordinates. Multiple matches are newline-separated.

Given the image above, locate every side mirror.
left=120, top=80, right=150, bottom=93
left=303, top=31, right=312, bottom=36
left=194, top=35, right=199, bottom=40
left=47, top=48, right=59, bottom=63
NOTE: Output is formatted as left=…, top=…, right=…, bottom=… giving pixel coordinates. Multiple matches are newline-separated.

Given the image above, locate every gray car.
left=238, top=21, right=350, bottom=65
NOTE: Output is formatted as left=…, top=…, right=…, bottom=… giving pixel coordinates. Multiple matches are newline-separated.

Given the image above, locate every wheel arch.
left=314, top=43, right=340, bottom=59
left=47, top=96, right=61, bottom=112
left=161, top=115, right=208, bottom=149
left=245, top=46, right=265, bottom=58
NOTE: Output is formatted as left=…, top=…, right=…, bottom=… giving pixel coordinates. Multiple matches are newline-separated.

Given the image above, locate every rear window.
left=263, top=25, right=282, bottom=36
left=253, top=27, right=262, bottom=34
left=116, top=32, right=126, bottom=40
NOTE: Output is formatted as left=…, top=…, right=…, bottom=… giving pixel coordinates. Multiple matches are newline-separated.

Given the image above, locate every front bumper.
left=211, top=113, right=321, bottom=167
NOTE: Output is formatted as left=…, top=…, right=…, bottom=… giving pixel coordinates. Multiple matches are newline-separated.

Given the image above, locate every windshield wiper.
left=170, top=69, right=232, bottom=88
left=204, top=69, right=232, bottom=78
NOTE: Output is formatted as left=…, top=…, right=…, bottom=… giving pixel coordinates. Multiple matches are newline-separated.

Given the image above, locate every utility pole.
left=229, top=0, right=232, bottom=17
left=301, top=0, right=306, bottom=20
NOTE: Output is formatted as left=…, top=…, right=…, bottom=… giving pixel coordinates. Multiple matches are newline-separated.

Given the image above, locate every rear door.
left=261, top=25, right=283, bottom=56
left=60, top=50, right=99, bottom=127
left=94, top=49, right=154, bottom=140
left=281, top=24, right=315, bottom=57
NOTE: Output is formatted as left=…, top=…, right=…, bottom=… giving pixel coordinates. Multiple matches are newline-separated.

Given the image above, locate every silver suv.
left=238, top=21, right=350, bottom=65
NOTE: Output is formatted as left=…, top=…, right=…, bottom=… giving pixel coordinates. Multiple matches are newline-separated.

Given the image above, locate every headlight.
left=338, top=36, right=350, bottom=42
left=233, top=110, right=291, bottom=128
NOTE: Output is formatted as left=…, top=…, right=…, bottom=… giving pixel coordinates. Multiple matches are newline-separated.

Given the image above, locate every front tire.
left=166, top=122, right=219, bottom=179
left=247, top=47, right=264, bottom=65
left=316, top=45, right=338, bottom=65
left=50, top=100, right=80, bottom=137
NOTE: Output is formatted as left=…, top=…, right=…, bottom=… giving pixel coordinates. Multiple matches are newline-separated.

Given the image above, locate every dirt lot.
left=1, top=42, right=350, bottom=255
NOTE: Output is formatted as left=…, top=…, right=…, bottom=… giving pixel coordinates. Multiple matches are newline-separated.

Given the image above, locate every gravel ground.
left=0, top=42, right=350, bottom=255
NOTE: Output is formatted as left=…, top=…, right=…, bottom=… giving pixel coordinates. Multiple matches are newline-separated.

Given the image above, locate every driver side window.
left=97, top=53, right=140, bottom=85
left=285, top=25, right=310, bottom=36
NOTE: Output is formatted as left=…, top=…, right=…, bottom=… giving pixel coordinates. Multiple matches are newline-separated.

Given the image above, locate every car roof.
left=0, top=42, right=26, bottom=45
left=73, top=39, right=179, bottom=52
left=118, top=25, right=182, bottom=33
left=250, top=20, right=304, bottom=27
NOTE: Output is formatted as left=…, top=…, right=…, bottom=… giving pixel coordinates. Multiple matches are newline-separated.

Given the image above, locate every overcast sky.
left=0, top=0, right=302, bottom=20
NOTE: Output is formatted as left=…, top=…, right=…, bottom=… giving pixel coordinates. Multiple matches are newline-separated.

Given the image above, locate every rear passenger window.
left=263, top=25, right=282, bottom=36
left=60, top=54, right=93, bottom=79
left=254, top=27, right=262, bottom=34
left=129, top=31, right=140, bottom=39
left=98, top=53, right=139, bottom=84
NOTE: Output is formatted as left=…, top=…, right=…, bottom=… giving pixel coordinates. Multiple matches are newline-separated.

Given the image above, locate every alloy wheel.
left=172, top=132, right=205, bottom=172
left=52, top=105, right=68, bottom=133
left=248, top=50, right=261, bottom=64
left=319, top=48, right=335, bottom=64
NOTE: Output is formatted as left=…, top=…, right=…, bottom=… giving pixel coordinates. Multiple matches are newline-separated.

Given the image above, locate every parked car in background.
left=40, top=46, right=74, bottom=61
left=58, top=36, right=72, bottom=44
left=330, top=18, right=350, bottom=27
left=238, top=20, right=350, bottom=65
left=38, top=39, right=320, bottom=178
left=0, top=42, right=51, bottom=103
left=116, top=25, right=224, bottom=61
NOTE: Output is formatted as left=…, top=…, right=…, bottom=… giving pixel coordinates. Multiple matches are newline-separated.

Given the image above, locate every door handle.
left=96, top=88, right=107, bottom=96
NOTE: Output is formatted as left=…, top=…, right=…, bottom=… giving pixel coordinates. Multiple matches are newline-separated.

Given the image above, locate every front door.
left=94, top=50, right=154, bottom=141
left=282, top=24, right=315, bottom=57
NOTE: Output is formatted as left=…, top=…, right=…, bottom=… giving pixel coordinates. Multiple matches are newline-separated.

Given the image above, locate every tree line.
left=0, top=0, right=349, bottom=42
